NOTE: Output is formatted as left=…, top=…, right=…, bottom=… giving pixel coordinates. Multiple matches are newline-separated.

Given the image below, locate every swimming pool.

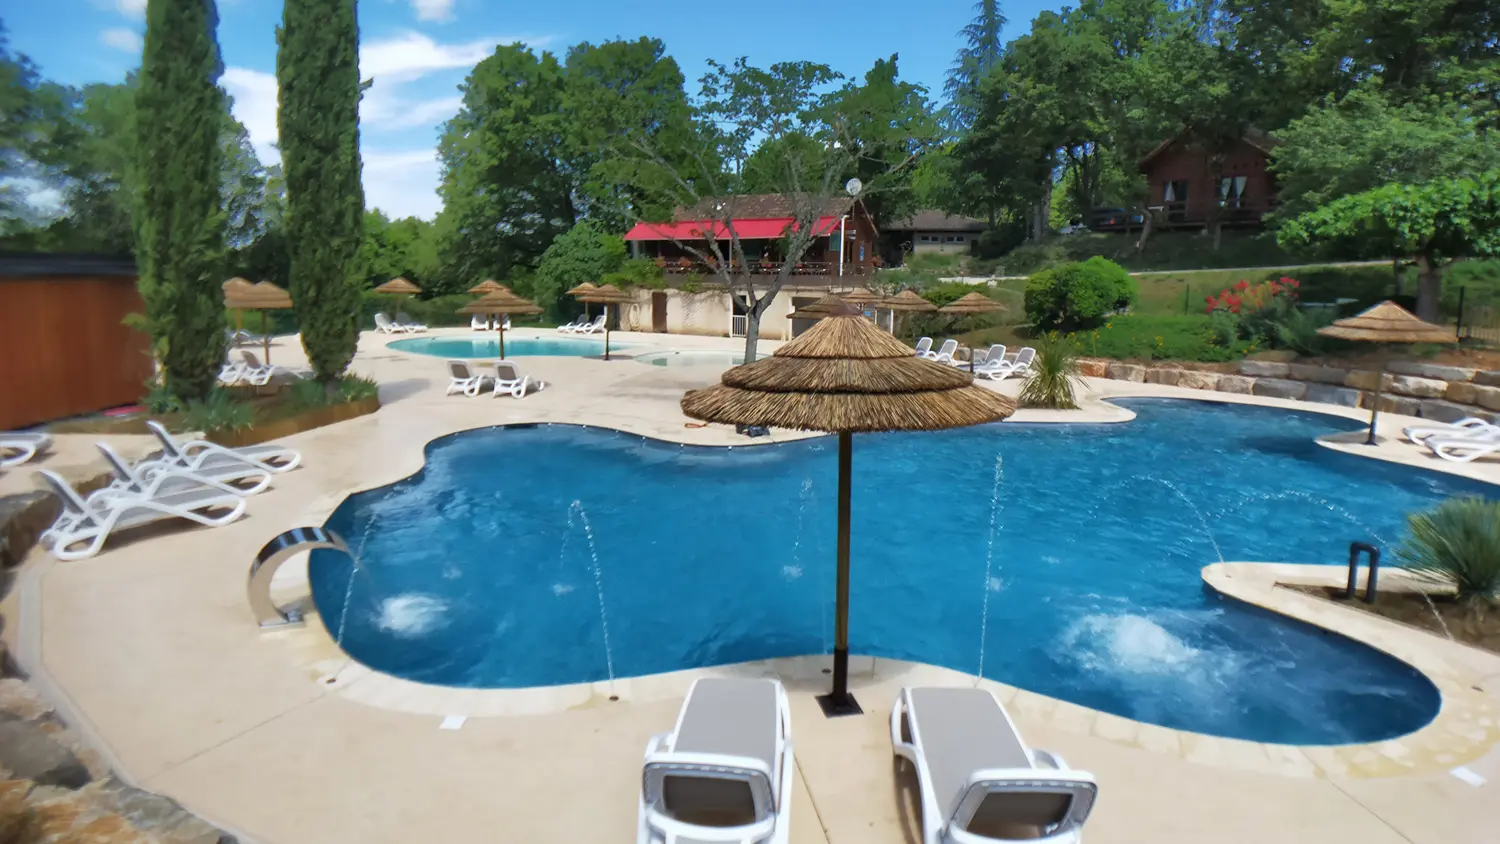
left=388, top=336, right=617, bottom=358
left=312, top=399, right=1484, bottom=744
left=635, top=350, right=766, bottom=367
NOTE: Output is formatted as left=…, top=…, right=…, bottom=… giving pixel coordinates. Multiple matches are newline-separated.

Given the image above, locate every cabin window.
left=945, top=235, right=966, bottom=243
left=1219, top=176, right=1248, bottom=208
left=919, top=234, right=940, bottom=243
left=1163, top=180, right=1188, bottom=203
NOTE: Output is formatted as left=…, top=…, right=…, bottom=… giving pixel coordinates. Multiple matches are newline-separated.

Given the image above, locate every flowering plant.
left=1204, top=277, right=1300, bottom=315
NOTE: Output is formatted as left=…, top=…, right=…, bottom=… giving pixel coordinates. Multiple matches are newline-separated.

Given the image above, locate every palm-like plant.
left=1018, top=332, right=1081, bottom=409
left=1396, top=497, right=1500, bottom=604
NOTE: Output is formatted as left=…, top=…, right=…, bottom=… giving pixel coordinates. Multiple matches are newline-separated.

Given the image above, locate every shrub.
left=1072, top=314, right=1250, bottom=362
left=179, top=390, right=254, bottom=433
left=1025, top=257, right=1136, bottom=330
left=285, top=373, right=380, bottom=412
left=1019, top=333, right=1082, bottom=409
left=1397, top=497, right=1500, bottom=603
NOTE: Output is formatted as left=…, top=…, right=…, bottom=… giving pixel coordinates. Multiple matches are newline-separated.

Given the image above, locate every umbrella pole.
left=263, top=310, right=271, bottom=365
left=499, top=321, right=506, bottom=359
left=1366, top=355, right=1385, bottom=445
left=818, top=430, right=861, bottom=717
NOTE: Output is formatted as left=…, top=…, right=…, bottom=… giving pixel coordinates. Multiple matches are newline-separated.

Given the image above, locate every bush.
left=179, top=390, right=254, bottom=433
left=1019, top=333, right=1082, bottom=409
left=285, top=374, right=380, bottom=412
left=1397, top=497, right=1500, bottom=603
left=1071, top=314, right=1250, bottom=362
left=1445, top=259, right=1500, bottom=317
left=1025, top=257, right=1136, bottom=330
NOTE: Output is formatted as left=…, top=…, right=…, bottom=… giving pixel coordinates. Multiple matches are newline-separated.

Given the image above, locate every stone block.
left=1239, top=360, right=1290, bottom=378
left=1388, top=375, right=1449, bottom=399
left=1446, top=382, right=1478, bottom=405
left=1106, top=363, right=1146, bottom=382
left=1144, top=368, right=1181, bottom=386
left=1387, top=361, right=1476, bottom=382
left=1473, top=384, right=1500, bottom=412
left=1077, top=358, right=1108, bottom=378
left=1287, top=364, right=1348, bottom=385
left=0, top=721, right=90, bottom=789
left=1418, top=400, right=1490, bottom=423
left=1176, top=371, right=1222, bottom=391
left=1473, top=370, right=1500, bottom=387
left=1345, top=370, right=1393, bottom=391
left=0, top=680, right=51, bottom=722
left=1305, top=384, right=1362, bottom=407
left=1216, top=375, right=1255, bottom=394
left=1365, top=394, right=1421, bottom=416
left=1252, top=378, right=1308, bottom=400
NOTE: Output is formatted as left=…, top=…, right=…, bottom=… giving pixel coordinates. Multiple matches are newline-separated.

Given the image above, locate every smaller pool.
left=389, top=336, right=618, bottom=358
left=637, top=350, right=765, bottom=367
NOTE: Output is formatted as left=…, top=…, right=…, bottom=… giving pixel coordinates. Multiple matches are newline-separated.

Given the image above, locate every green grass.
left=974, top=231, right=1305, bottom=275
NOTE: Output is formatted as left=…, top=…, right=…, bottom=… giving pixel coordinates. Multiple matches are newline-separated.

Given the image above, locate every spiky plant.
left=1397, top=497, right=1500, bottom=604
left=1018, top=332, right=1082, bottom=409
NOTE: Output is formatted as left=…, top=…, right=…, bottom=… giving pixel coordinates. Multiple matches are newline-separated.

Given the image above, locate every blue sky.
left=8, top=0, right=1064, bottom=220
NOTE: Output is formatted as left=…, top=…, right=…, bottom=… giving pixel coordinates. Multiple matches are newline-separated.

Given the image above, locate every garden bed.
left=1286, top=585, right=1500, bottom=656
left=207, top=395, right=379, bottom=446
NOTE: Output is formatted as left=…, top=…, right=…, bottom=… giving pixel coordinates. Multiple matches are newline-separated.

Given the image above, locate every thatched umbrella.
left=374, top=277, right=422, bottom=324
left=1317, top=301, right=1457, bottom=444
left=457, top=288, right=542, bottom=359
left=222, top=278, right=255, bottom=344
left=682, top=303, right=1016, bottom=715
left=940, top=292, right=1009, bottom=372
left=789, top=293, right=851, bottom=320
left=882, top=289, right=937, bottom=337
left=224, top=280, right=292, bottom=363
left=467, top=279, right=505, bottom=295
left=572, top=284, right=633, bottom=361
left=566, top=281, right=599, bottom=321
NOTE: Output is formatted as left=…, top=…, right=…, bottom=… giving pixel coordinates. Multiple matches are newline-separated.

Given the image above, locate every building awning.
left=624, top=216, right=842, bottom=241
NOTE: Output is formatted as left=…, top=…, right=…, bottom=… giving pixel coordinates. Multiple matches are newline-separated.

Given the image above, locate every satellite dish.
left=845, top=178, right=863, bottom=197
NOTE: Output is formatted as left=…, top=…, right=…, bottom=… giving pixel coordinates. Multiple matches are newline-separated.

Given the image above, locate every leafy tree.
left=1278, top=172, right=1500, bottom=321
left=0, top=21, right=76, bottom=232
left=277, top=0, right=364, bottom=387
left=134, top=0, right=227, bottom=401
left=360, top=210, right=439, bottom=290
left=945, top=0, right=1007, bottom=128
left=530, top=221, right=626, bottom=319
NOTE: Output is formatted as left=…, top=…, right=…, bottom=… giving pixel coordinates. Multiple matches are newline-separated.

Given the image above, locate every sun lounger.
left=37, top=469, right=247, bottom=561
left=95, top=442, right=272, bottom=496
left=638, top=677, right=793, bottom=844
left=891, top=687, right=1097, bottom=844
left=914, top=337, right=933, bottom=357
left=975, top=347, right=1036, bottom=382
left=396, top=315, right=428, bottom=332
left=0, top=432, right=52, bottom=467
left=967, top=344, right=1006, bottom=368
left=1403, top=417, right=1499, bottom=444
left=445, top=360, right=491, bottom=397
left=557, top=317, right=582, bottom=333
left=145, top=420, right=301, bottom=474
left=1424, top=429, right=1500, bottom=463
left=924, top=339, right=958, bottom=364
left=471, top=314, right=489, bottom=331
left=219, top=358, right=247, bottom=385
left=492, top=361, right=544, bottom=399
left=575, top=315, right=607, bottom=336
left=375, top=313, right=416, bottom=335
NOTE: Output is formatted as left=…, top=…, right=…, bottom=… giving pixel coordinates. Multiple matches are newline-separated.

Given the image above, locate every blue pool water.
left=388, top=336, right=618, bottom=358
left=312, top=399, right=1489, bottom=744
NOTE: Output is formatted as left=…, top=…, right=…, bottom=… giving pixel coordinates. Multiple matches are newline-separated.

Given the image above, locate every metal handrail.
left=249, top=526, right=351, bottom=629
left=1343, top=541, right=1381, bottom=603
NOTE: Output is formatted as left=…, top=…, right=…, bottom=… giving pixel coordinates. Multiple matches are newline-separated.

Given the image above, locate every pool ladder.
left=249, top=527, right=351, bottom=629
left=1342, top=541, right=1381, bottom=603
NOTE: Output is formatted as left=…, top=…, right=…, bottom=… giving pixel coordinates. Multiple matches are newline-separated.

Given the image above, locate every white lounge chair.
left=575, top=315, right=607, bottom=336
left=891, top=687, right=1097, bottom=844
left=396, top=314, right=428, bottom=332
left=218, top=358, right=247, bottom=385
left=95, top=442, right=273, bottom=497
left=1424, top=430, right=1500, bottom=463
left=445, top=360, right=491, bottom=397
left=0, top=432, right=52, bottom=467
left=375, top=313, right=416, bottom=335
left=471, top=314, right=489, bottom=331
left=146, top=420, right=301, bottom=474
left=557, top=317, right=583, bottom=333
left=492, top=361, right=544, bottom=399
left=974, top=347, right=1037, bottom=382
left=914, top=337, right=933, bottom=357
left=925, top=339, right=959, bottom=364
left=37, top=469, right=246, bottom=561
left=238, top=351, right=285, bottom=386
left=965, top=344, right=1006, bottom=369
left=1403, top=417, right=1499, bottom=444
left=638, top=678, right=793, bottom=844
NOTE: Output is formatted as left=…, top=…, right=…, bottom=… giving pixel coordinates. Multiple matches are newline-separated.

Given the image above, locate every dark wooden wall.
left=1142, top=139, right=1276, bottom=226
left=0, top=276, right=153, bottom=429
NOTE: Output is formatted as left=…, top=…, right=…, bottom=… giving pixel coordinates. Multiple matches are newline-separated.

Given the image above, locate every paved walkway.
left=5, top=327, right=1498, bottom=844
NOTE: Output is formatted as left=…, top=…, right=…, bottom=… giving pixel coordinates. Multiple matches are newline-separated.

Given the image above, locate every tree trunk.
left=1392, top=257, right=1403, bottom=296
left=742, top=300, right=764, bottom=361
left=1415, top=255, right=1441, bottom=323
left=1135, top=204, right=1154, bottom=255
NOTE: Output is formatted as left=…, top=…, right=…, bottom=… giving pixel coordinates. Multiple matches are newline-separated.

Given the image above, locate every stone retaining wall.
left=1080, top=357, right=1500, bottom=424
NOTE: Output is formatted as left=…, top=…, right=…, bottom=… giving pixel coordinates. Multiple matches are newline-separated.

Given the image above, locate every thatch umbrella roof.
left=456, top=290, right=541, bottom=359
left=838, top=287, right=884, bottom=306
left=570, top=284, right=633, bottom=360
left=789, top=293, right=851, bottom=320
left=938, top=291, right=1007, bottom=315
left=374, top=277, right=421, bottom=295
left=1315, top=300, right=1457, bottom=444
left=681, top=303, right=1013, bottom=714
left=565, top=281, right=598, bottom=296
left=467, top=279, right=505, bottom=295
left=222, top=277, right=254, bottom=296
left=882, top=290, right=937, bottom=312
left=224, top=282, right=292, bottom=363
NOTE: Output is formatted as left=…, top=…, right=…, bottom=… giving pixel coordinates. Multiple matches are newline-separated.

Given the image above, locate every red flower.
left=1234, top=280, right=1250, bottom=291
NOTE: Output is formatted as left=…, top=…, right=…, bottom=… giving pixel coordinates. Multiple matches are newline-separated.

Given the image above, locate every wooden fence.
left=0, top=261, right=152, bottom=429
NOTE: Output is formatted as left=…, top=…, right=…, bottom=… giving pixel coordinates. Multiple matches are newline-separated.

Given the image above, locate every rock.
left=1344, top=370, right=1393, bottom=391
left=1252, top=378, right=1308, bottom=400
left=1388, top=375, right=1449, bottom=399
left=1366, top=394, right=1421, bottom=416
left=1239, top=360, right=1290, bottom=378
left=1176, top=371, right=1222, bottom=391
left=0, top=780, right=35, bottom=841
left=1106, top=363, right=1146, bottom=382
left=1287, top=364, right=1348, bottom=385
left=1216, top=375, right=1256, bottom=395
left=1446, top=382, right=1479, bottom=405
left=105, top=785, right=228, bottom=844
left=0, top=679, right=52, bottom=722
left=1076, top=358, right=1108, bottom=378
left=1473, top=370, right=1500, bottom=387
left=1387, top=361, right=1476, bottom=382
left=0, top=721, right=91, bottom=789
left=1144, top=368, right=1182, bottom=386
left=1419, top=400, right=1492, bottom=423
left=1305, top=385, right=1362, bottom=407
left=1474, top=385, right=1500, bottom=412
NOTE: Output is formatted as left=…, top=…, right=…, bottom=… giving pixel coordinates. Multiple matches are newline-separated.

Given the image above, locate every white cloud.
left=223, top=68, right=280, bottom=164
left=362, top=92, right=462, bottom=130
left=100, top=28, right=142, bottom=53
left=363, top=149, right=442, bottom=220
left=411, top=0, right=455, bottom=22
left=115, top=0, right=146, bottom=18
left=360, top=31, right=539, bottom=83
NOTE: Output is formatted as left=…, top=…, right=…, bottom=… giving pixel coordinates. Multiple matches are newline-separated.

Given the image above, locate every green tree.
left=1279, top=173, right=1500, bottom=320
left=277, top=0, right=364, bottom=387
left=360, top=210, right=439, bottom=290
left=531, top=221, right=626, bottom=318
left=945, top=0, right=1007, bottom=128
left=0, top=21, right=76, bottom=233
left=134, top=0, right=227, bottom=400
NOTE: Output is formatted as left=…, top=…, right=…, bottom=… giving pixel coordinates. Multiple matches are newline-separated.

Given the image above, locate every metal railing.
left=730, top=314, right=748, bottom=337
left=656, top=259, right=879, bottom=277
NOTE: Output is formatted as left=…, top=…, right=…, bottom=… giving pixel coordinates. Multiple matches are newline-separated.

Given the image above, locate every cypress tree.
left=134, top=0, right=226, bottom=401
left=277, top=0, right=364, bottom=387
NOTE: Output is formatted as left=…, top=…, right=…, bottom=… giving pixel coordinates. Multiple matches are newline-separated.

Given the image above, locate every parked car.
left=1089, top=207, right=1145, bottom=230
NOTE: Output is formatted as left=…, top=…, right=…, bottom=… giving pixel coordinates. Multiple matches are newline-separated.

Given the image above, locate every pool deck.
left=6, top=327, right=1500, bottom=844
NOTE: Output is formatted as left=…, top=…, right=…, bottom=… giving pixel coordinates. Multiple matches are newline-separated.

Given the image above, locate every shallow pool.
left=635, top=350, right=764, bottom=367
left=388, top=335, right=617, bottom=358
left=313, top=399, right=1484, bottom=744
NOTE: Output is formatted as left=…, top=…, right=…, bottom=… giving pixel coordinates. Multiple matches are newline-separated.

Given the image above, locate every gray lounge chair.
left=38, top=469, right=246, bottom=561
left=638, top=677, right=793, bottom=844
left=0, top=432, right=52, bottom=467
left=95, top=442, right=272, bottom=497
left=146, top=420, right=301, bottom=474
left=891, top=687, right=1097, bottom=843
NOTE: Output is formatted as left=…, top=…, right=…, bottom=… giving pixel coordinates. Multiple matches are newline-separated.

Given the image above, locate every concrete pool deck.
left=5, top=327, right=1500, bottom=844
